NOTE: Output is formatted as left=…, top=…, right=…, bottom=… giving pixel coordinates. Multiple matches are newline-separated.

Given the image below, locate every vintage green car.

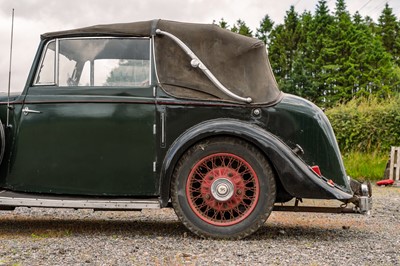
left=0, top=20, right=371, bottom=239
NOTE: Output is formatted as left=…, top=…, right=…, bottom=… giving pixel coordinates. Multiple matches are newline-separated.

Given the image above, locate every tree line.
left=215, top=0, right=400, bottom=108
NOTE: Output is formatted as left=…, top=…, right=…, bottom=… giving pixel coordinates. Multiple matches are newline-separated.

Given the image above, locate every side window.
left=35, top=38, right=150, bottom=87
left=35, top=41, right=56, bottom=85
left=94, top=59, right=150, bottom=87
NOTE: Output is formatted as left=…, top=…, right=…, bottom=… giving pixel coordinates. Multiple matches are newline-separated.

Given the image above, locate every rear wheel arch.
left=159, top=120, right=292, bottom=207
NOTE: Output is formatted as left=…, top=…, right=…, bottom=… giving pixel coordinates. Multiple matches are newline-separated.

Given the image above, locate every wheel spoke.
left=227, top=209, right=235, bottom=220
left=186, top=152, right=260, bottom=226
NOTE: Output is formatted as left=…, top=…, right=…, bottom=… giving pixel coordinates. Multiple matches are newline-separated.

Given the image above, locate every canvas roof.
left=42, top=20, right=281, bottom=104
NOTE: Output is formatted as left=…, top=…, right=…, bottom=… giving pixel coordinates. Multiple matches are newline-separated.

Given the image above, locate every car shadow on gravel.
left=0, top=217, right=367, bottom=241
left=0, top=218, right=187, bottom=238
left=248, top=224, right=364, bottom=241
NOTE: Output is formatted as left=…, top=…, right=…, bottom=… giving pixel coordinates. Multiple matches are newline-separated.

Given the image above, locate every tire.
left=171, top=137, right=276, bottom=239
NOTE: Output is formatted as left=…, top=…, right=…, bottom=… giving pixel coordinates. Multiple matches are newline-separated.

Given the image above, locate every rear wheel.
left=171, top=137, right=276, bottom=239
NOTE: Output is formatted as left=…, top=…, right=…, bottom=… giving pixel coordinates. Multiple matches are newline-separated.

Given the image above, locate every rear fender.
left=159, top=119, right=352, bottom=207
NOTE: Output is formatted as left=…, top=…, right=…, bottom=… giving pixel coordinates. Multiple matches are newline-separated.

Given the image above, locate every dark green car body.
left=0, top=88, right=351, bottom=198
left=0, top=20, right=371, bottom=239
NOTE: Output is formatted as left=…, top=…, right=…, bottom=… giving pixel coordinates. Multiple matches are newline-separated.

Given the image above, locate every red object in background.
left=311, top=165, right=322, bottom=176
left=376, top=179, right=394, bottom=186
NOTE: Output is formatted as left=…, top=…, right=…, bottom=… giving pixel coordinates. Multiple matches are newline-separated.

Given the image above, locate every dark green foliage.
left=231, top=19, right=253, bottom=37
left=214, top=0, right=400, bottom=107
left=325, top=95, right=400, bottom=153
left=214, top=18, right=229, bottom=29
left=378, top=3, right=400, bottom=65
left=269, top=0, right=400, bottom=107
left=256, top=15, right=274, bottom=46
left=319, top=1, right=399, bottom=106
left=268, top=6, right=302, bottom=95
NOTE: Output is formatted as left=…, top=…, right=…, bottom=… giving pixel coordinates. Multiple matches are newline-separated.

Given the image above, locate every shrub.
left=326, top=95, right=400, bottom=153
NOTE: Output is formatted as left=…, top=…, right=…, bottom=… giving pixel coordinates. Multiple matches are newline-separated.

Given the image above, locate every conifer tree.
left=268, top=6, right=301, bottom=94
left=377, top=3, right=400, bottom=65
left=321, top=0, right=355, bottom=104
left=292, top=0, right=333, bottom=104
left=290, top=11, right=314, bottom=98
left=256, top=15, right=274, bottom=47
left=217, top=18, right=229, bottom=30
left=231, top=19, right=253, bottom=37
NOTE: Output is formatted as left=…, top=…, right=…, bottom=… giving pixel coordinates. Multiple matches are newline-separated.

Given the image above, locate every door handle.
left=22, top=107, right=42, bottom=116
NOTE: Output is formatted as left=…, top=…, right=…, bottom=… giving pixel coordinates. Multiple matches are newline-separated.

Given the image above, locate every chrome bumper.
left=354, top=183, right=372, bottom=214
left=357, top=195, right=372, bottom=214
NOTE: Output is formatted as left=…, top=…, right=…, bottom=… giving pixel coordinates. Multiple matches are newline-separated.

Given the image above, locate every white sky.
left=0, top=0, right=399, bottom=92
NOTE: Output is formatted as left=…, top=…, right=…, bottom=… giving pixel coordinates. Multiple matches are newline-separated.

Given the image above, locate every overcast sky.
left=0, top=0, right=399, bottom=93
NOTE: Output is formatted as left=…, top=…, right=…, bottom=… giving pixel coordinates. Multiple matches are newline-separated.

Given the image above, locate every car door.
left=7, top=37, right=157, bottom=196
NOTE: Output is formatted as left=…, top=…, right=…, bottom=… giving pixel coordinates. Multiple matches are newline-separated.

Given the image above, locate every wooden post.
left=389, top=147, right=400, bottom=181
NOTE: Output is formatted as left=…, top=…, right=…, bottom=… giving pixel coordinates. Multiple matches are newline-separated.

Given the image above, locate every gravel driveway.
left=0, top=185, right=399, bottom=265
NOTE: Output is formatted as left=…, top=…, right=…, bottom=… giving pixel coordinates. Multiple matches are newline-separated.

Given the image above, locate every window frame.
left=33, top=37, right=152, bottom=88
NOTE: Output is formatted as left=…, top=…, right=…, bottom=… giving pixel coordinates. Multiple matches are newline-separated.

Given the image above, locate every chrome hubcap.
left=211, top=178, right=234, bottom=201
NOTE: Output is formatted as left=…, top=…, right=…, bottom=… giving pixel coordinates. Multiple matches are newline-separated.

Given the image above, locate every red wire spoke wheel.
left=186, top=153, right=260, bottom=226
left=171, top=137, right=276, bottom=239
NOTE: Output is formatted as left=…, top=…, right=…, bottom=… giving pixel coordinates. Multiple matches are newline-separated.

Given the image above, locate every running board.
left=0, top=190, right=160, bottom=210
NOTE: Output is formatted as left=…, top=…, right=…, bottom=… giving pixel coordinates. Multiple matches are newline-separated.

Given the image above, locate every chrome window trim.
left=151, top=35, right=161, bottom=86
left=55, top=39, right=60, bottom=85
left=148, top=38, right=152, bottom=87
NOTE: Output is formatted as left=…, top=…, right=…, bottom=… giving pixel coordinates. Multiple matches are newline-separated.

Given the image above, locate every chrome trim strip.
left=155, top=29, right=252, bottom=103
left=55, top=39, right=60, bottom=85
left=148, top=39, right=152, bottom=87
left=151, top=35, right=161, bottom=86
left=0, top=196, right=160, bottom=210
left=160, top=112, right=165, bottom=145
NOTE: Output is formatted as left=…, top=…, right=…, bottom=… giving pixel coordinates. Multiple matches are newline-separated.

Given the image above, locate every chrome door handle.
left=22, top=107, right=42, bottom=116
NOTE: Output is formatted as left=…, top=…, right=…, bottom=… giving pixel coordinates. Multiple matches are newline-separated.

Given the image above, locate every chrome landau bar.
left=155, top=29, right=252, bottom=103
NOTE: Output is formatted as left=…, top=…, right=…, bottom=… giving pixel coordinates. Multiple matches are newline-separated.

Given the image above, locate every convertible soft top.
left=42, top=20, right=281, bottom=104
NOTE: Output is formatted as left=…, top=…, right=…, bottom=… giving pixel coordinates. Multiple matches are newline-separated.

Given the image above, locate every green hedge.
left=325, top=95, right=400, bottom=153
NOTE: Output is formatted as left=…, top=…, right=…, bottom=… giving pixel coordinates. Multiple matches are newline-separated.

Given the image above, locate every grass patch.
left=343, top=151, right=388, bottom=181
left=30, top=229, right=72, bottom=239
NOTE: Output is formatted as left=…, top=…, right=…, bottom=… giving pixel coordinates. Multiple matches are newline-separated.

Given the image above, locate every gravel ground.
left=0, top=185, right=399, bottom=266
